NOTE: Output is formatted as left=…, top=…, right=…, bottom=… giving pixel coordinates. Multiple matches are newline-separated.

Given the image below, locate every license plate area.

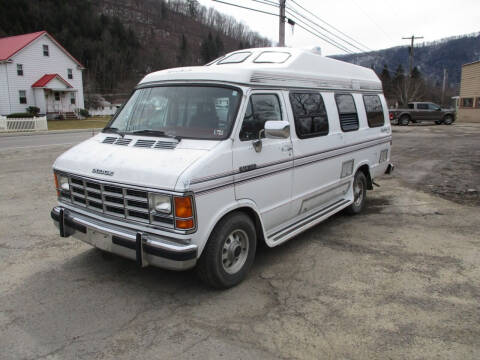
left=87, top=229, right=112, bottom=251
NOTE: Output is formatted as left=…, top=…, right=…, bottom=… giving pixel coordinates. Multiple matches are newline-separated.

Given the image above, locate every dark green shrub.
left=7, top=113, right=34, bottom=118
left=26, top=106, right=40, bottom=116
left=79, top=109, right=89, bottom=117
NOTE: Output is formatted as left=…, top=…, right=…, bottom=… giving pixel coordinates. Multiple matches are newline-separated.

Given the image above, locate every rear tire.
left=399, top=115, right=410, bottom=126
left=346, top=171, right=367, bottom=215
left=443, top=115, right=453, bottom=125
left=197, top=212, right=257, bottom=289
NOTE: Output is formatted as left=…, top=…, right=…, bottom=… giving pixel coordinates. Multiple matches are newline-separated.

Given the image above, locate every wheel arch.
left=355, top=162, right=373, bottom=190
left=199, top=200, right=267, bottom=256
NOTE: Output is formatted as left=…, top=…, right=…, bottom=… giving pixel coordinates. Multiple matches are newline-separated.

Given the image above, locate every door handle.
left=281, top=144, right=293, bottom=152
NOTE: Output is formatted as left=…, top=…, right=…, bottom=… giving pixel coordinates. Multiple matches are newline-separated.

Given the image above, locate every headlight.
left=150, top=194, right=172, bottom=214
left=58, top=175, right=70, bottom=191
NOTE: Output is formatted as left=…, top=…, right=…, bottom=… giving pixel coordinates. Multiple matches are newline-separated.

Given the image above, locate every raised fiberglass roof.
left=139, top=47, right=382, bottom=92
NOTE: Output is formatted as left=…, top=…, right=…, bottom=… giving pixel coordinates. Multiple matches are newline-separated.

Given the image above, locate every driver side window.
left=239, top=94, right=282, bottom=141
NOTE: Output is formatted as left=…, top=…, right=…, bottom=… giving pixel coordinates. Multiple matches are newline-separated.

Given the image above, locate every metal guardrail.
left=0, top=116, right=48, bottom=132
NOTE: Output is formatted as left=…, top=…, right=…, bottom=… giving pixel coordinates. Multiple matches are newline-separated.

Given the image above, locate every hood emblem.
left=92, top=169, right=114, bottom=176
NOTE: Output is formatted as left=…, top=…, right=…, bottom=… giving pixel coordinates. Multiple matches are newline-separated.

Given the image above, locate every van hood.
left=53, top=134, right=219, bottom=190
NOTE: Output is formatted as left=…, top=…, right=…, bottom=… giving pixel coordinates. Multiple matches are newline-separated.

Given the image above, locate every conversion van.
left=51, top=48, right=393, bottom=288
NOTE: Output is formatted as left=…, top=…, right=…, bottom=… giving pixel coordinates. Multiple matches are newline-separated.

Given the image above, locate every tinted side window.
left=290, top=92, right=328, bottom=138
left=428, top=103, right=440, bottom=110
left=363, top=95, right=384, bottom=128
left=417, top=103, right=428, bottom=110
left=335, top=94, right=359, bottom=132
left=240, top=94, right=282, bottom=141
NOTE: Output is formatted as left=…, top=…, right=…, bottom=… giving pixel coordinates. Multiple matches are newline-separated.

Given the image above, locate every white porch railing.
left=0, top=116, right=48, bottom=132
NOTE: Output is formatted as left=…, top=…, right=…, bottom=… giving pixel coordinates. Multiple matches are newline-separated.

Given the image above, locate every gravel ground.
left=391, top=122, right=480, bottom=206
left=0, top=124, right=479, bottom=359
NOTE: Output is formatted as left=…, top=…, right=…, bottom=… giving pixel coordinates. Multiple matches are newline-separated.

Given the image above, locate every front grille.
left=68, top=176, right=151, bottom=224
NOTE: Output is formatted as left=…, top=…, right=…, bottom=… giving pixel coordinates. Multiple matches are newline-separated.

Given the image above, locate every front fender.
left=197, top=198, right=267, bottom=255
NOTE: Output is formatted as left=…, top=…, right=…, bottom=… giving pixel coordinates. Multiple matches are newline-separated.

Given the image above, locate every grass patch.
left=47, top=116, right=111, bottom=131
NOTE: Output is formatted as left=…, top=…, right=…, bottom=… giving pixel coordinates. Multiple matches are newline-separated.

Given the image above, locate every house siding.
left=0, top=63, right=11, bottom=114
left=457, top=61, right=480, bottom=123
left=0, top=33, right=84, bottom=115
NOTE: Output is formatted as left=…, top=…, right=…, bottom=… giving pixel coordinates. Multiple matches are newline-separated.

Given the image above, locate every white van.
left=51, top=48, right=393, bottom=288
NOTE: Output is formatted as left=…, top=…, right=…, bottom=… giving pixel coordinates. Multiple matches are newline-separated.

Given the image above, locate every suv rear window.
left=363, top=95, right=384, bottom=128
left=335, top=94, right=359, bottom=132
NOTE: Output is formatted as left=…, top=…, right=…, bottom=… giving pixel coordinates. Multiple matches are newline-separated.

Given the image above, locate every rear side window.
left=363, top=95, right=384, bottom=128
left=240, top=94, right=282, bottom=141
left=289, top=92, right=329, bottom=138
left=417, top=103, right=428, bottom=110
left=335, top=94, right=359, bottom=132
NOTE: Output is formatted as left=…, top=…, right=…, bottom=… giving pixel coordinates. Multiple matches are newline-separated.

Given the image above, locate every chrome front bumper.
left=51, top=206, right=197, bottom=270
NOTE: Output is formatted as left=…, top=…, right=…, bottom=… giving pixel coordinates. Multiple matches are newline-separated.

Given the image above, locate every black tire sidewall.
left=347, top=172, right=367, bottom=214
left=197, top=212, right=257, bottom=289
left=400, top=115, right=410, bottom=126
left=443, top=116, right=453, bottom=125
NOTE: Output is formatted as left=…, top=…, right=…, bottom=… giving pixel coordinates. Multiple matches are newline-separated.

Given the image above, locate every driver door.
left=232, top=91, right=294, bottom=232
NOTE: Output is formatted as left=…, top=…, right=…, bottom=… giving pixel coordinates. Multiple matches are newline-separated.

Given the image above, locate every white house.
left=87, top=95, right=122, bottom=116
left=0, top=31, right=85, bottom=118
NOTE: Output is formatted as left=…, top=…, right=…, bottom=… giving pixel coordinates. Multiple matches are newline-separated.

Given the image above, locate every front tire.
left=399, top=115, right=410, bottom=126
left=346, top=171, right=367, bottom=215
left=443, top=115, right=454, bottom=125
left=197, top=212, right=257, bottom=289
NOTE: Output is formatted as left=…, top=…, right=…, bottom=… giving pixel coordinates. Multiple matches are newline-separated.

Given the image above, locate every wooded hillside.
left=0, top=0, right=270, bottom=101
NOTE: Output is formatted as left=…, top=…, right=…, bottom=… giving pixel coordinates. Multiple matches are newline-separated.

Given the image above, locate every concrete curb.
left=0, top=128, right=102, bottom=138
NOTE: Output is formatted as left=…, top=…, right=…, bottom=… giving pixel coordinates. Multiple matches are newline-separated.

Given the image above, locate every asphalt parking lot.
left=1, top=123, right=479, bottom=359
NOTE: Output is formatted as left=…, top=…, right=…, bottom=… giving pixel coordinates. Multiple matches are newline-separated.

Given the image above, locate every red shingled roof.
left=0, top=31, right=84, bottom=68
left=32, top=74, right=73, bottom=88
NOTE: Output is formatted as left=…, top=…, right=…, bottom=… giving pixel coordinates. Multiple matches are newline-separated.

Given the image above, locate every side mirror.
left=264, top=120, right=290, bottom=139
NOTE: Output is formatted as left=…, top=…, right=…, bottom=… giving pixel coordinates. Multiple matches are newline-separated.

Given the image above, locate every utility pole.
left=402, top=35, right=424, bottom=77
left=441, top=68, right=448, bottom=106
left=279, top=0, right=286, bottom=47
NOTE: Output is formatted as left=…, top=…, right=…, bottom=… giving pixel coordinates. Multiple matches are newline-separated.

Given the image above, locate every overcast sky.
left=198, top=0, right=480, bottom=55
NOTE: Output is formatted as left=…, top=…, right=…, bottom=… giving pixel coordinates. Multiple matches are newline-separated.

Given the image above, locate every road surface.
left=0, top=131, right=96, bottom=150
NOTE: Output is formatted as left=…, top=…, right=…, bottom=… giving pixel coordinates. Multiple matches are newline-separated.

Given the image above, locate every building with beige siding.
left=457, top=60, right=480, bottom=122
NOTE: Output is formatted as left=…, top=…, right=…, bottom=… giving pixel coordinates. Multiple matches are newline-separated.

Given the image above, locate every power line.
left=289, top=0, right=371, bottom=52
left=212, top=0, right=279, bottom=17
left=348, top=0, right=395, bottom=43
left=285, top=10, right=354, bottom=54
left=285, top=6, right=366, bottom=53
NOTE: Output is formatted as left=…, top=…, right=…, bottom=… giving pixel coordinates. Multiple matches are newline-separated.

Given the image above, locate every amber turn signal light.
left=175, top=218, right=194, bottom=229
left=53, top=173, right=60, bottom=196
left=174, top=196, right=193, bottom=218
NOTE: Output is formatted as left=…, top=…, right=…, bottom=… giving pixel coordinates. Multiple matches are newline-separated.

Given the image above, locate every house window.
left=43, top=44, right=49, bottom=56
left=461, top=98, right=473, bottom=108
left=363, top=95, right=385, bottom=128
left=17, top=64, right=23, bottom=76
left=54, top=92, right=60, bottom=101
left=70, top=93, right=76, bottom=105
left=335, top=93, right=359, bottom=132
left=475, top=97, right=480, bottom=108
left=67, top=68, right=73, bottom=79
left=19, top=90, right=27, bottom=104
left=240, top=94, right=282, bottom=141
left=289, top=92, right=329, bottom=138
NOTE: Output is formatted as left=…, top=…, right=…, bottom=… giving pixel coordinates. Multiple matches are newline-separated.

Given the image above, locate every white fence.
left=0, top=116, right=48, bottom=132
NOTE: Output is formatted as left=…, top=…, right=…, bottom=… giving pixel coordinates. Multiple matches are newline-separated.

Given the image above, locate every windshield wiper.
left=129, top=129, right=181, bottom=141
left=103, top=127, right=126, bottom=138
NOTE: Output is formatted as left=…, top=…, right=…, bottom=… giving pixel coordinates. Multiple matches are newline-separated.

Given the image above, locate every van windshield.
left=105, top=86, right=242, bottom=140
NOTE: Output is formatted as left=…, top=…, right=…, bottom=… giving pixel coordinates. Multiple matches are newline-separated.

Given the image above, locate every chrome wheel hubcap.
left=354, top=177, right=364, bottom=207
left=222, top=229, right=249, bottom=274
